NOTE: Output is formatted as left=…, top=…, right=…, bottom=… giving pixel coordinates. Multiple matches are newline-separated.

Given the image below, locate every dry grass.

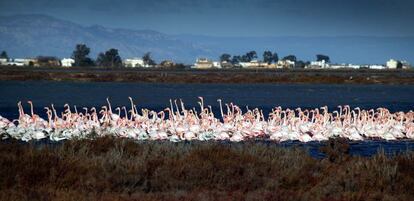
left=0, top=137, right=413, bottom=201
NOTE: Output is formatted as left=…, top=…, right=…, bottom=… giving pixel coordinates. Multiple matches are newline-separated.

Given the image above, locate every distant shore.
left=1, top=66, right=414, bottom=84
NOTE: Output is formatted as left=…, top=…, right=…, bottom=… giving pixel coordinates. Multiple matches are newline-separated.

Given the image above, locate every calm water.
left=1, top=81, right=414, bottom=118
left=1, top=80, right=413, bottom=156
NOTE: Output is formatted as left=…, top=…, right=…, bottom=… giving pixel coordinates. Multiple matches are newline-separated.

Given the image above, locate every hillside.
left=0, top=14, right=413, bottom=64
left=0, top=14, right=214, bottom=63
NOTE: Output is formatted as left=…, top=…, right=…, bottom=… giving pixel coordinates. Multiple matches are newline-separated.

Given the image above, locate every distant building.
left=61, top=58, right=75, bottom=67
left=310, top=60, right=329, bottom=68
left=329, top=64, right=348, bottom=69
left=239, top=60, right=258, bottom=68
left=220, top=61, right=233, bottom=68
left=123, top=58, right=145, bottom=67
left=319, top=63, right=363, bottom=69
left=0, top=58, right=8, bottom=65
left=14, top=58, right=36, bottom=66
left=159, top=60, right=175, bottom=68
left=369, top=65, right=386, bottom=70
left=1, top=58, right=35, bottom=66
left=193, top=58, right=214, bottom=69
left=386, top=59, right=400, bottom=69
left=3, top=61, right=25, bottom=66
left=386, top=59, right=411, bottom=69
left=213, top=61, right=222, bottom=68
left=401, top=60, right=411, bottom=69
left=347, top=64, right=361, bottom=69
left=35, top=56, right=61, bottom=67
left=268, top=63, right=278, bottom=68
left=277, top=60, right=295, bottom=68
left=239, top=60, right=269, bottom=68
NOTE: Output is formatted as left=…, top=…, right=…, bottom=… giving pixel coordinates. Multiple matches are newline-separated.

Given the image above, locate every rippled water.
left=1, top=80, right=413, bottom=156
left=1, top=81, right=414, bottom=118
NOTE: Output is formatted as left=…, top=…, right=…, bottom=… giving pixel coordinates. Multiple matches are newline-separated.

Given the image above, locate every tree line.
left=72, top=44, right=159, bottom=68
left=0, top=45, right=160, bottom=68
left=219, top=51, right=330, bottom=65
left=1, top=46, right=331, bottom=68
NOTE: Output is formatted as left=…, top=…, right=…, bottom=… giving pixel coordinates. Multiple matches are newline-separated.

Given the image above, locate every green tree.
left=96, top=48, right=122, bottom=68
left=219, top=53, right=232, bottom=62
left=263, top=51, right=273, bottom=64
left=231, top=55, right=241, bottom=64
left=174, top=63, right=186, bottom=69
left=316, top=54, right=330, bottom=63
left=397, top=61, right=403, bottom=69
left=142, top=52, right=156, bottom=66
left=0, top=51, right=8, bottom=60
left=72, top=44, right=94, bottom=67
left=246, top=51, right=257, bottom=61
left=272, top=52, right=279, bottom=63
left=282, top=55, right=297, bottom=62
left=240, top=55, right=250, bottom=62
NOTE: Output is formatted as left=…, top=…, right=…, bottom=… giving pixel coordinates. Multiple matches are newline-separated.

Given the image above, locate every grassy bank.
left=0, top=137, right=413, bottom=201
left=1, top=66, right=414, bottom=84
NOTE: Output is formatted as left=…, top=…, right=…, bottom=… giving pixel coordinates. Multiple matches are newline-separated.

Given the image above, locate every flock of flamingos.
left=0, top=97, right=413, bottom=142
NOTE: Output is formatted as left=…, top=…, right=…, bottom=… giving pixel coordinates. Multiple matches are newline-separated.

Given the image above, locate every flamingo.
left=0, top=98, right=413, bottom=143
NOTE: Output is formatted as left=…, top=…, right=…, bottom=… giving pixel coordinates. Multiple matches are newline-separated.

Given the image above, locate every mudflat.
left=1, top=66, right=414, bottom=84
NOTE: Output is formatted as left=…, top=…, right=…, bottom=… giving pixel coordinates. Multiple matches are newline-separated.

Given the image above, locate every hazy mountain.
left=0, top=14, right=215, bottom=63
left=0, top=14, right=413, bottom=64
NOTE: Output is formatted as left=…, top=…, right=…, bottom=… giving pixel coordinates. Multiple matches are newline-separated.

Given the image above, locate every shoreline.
left=1, top=66, right=414, bottom=84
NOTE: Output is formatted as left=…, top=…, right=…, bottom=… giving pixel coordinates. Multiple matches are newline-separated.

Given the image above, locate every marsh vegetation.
left=0, top=137, right=413, bottom=201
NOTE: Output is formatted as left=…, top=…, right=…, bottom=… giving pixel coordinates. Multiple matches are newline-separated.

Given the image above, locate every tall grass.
left=0, top=137, right=413, bottom=201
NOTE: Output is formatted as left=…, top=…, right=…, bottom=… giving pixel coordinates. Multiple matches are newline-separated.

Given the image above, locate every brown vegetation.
left=1, top=66, right=414, bottom=84
left=0, top=137, right=413, bottom=201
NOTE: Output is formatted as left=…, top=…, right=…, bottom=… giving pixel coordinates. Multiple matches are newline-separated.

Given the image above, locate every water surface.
left=1, top=81, right=413, bottom=119
left=1, top=81, right=413, bottom=156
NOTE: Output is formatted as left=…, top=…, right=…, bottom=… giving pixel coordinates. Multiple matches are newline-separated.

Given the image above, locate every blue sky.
left=1, top=0, right=413, bottom=37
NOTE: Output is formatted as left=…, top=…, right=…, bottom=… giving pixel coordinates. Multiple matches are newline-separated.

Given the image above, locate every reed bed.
left=0, top=137, right=413, bottom=201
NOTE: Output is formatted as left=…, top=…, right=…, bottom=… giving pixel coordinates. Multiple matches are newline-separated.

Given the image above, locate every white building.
left=386, top=59, right=399, bottom=69
left=329, top=63, right=348, bottom=69
left=1, top=58, right=35, bottom=66
left=220, top=61, right=234, bottom=68
left=213, top=61, right=222, bottom=68
left=240, top=60, right=259, bottom=68
left=401, top=61, right=412, bottom=69
left=61, top=58, right=75, bottom=67
left=369, top=65, right=386, bottom=70
left=192, top=58, right=214, bottom=69
left=239, top=60, right=269, bottom=68
left=0, top=58, right=7, bottom=65
left=4, top=61, right=25, bottom=66
left=276, top=60, right=295, bottom=68
left=14, top=58, right=36, bottom=66
left=310, top=60, right=330, bottom=68
left=123, top=58, right=145, bottom=67
left=347, top=64, right=361, bottom=69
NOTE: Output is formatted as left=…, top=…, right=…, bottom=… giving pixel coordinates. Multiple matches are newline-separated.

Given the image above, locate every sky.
left=0, top=0, right=413, bottom=37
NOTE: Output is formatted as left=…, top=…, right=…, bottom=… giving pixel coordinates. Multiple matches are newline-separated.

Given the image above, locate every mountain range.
left=0, top=14, right=413, bottom=64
